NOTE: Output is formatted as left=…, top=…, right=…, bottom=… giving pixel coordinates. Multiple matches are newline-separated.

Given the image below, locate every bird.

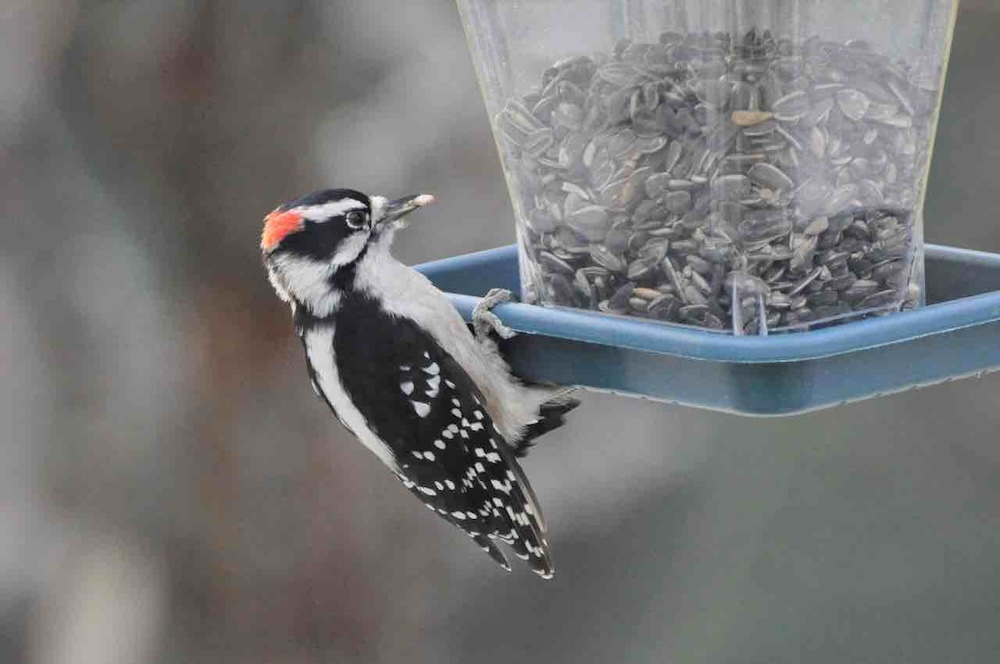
left=261, top=188, right=578, bottom=578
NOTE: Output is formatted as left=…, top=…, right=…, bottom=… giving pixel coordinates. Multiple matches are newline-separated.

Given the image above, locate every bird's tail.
left=511, top=387, right=581, bottom=458
left=472, top=533, right=511, bottom=572
left=492, top=457, right=555, bottom=579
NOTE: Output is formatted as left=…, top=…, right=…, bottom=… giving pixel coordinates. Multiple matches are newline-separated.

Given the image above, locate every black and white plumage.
left=261, top=188, right=577, bottom=577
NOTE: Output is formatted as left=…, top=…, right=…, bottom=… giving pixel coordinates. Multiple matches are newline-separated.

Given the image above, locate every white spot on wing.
left=400, top=380, right=414, bottom=395
left=412, top=401, right=430, bottom=418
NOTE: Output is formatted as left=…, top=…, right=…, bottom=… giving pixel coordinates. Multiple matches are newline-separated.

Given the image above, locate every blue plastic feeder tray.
left=416, top=244, right=1000, bottom=416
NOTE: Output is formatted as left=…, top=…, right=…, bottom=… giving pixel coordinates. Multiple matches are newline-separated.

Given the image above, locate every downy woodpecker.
left=262, top=189, right=577, bottom=577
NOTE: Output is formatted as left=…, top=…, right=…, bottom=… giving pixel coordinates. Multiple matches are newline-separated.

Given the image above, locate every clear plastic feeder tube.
left=457, top=0, right=958, bottom=334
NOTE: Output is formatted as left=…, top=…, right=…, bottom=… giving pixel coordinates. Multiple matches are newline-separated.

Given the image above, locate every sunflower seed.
left=739, top=210, right=793, bottom=243
left=802, top=216, right=830, bottom=236
left=589, top=245, right=626, bottom=273
left=837, top=89, right=871, bottom=121
left=665, top=190, right=692, bottom=214
left=731, top=110, right=773, bottom=126
left=747, top=163, right=793, bottom=191
left=822, top=184, right=860, bottom=216
left=523, top=128, right=555, bottom=157
left=565, top=206, right=610, bottom=241
left=772, top=90, right=811, bottom=120
left=609, top=283, right=635, bottom=310
left=790, top=234, right=819, bottom=271
left=712, top=174, right=751, bottom=200
left=546, top=273, right=576, bottom=304
left=626, top=259, right=655, bottom=281
left=725, top=272, right=770, bottom=297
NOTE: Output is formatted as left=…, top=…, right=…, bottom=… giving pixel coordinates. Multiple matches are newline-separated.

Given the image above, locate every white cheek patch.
left=271, top=253, right=342, bottom=317
left=296, top=198, right=367, bottom=221
left=330, top=232, right=370, bottom=268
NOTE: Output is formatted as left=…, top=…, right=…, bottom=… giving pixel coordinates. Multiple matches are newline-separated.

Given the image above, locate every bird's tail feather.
left=473, top=534, right=511, bottom=572
left=512, top=388, right=581, bottom=457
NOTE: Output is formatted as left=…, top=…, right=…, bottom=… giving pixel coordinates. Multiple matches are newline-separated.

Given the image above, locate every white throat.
left=267, top=253, right=342, bottom=318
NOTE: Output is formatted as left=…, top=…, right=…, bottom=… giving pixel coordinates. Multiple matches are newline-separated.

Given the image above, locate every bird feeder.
left=429, top=0, right=998, bottom=415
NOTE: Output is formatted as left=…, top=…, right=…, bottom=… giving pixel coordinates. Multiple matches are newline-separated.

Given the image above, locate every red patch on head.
left=261, top=209, right=304, bottom=251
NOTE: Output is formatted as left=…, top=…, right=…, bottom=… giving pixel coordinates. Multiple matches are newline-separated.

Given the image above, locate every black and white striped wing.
left=332, top=302, right=553, bottom=577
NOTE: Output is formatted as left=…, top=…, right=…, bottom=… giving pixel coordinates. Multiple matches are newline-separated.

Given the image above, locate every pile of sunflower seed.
left=496, top=29, right=938, bottom=333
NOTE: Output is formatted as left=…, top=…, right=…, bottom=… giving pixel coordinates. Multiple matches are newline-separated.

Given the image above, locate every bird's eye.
left=345, top=210, right=368, bottom=230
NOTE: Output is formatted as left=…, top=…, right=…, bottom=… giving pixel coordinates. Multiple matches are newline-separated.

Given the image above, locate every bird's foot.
left=473, top=288, right=517, bottom=341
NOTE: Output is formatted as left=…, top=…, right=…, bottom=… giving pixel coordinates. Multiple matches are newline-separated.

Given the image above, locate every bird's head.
left=261, top=188, right=434, bottom=310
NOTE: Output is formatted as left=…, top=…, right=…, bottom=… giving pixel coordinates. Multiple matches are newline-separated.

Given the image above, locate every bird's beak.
left=378, top=194, right=436, bottom=227
left=261, top=209, right=304, bottom=252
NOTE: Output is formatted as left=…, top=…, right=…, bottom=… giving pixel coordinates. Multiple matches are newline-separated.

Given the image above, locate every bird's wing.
left=332, top=300, right=553, bottom=578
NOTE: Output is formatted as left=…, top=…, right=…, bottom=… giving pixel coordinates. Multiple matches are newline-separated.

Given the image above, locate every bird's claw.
left=473, top=288, right=517, bottom=341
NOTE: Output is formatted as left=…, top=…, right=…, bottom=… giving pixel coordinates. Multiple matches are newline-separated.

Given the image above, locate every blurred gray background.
left=2, top=1, right=999, bottom=663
